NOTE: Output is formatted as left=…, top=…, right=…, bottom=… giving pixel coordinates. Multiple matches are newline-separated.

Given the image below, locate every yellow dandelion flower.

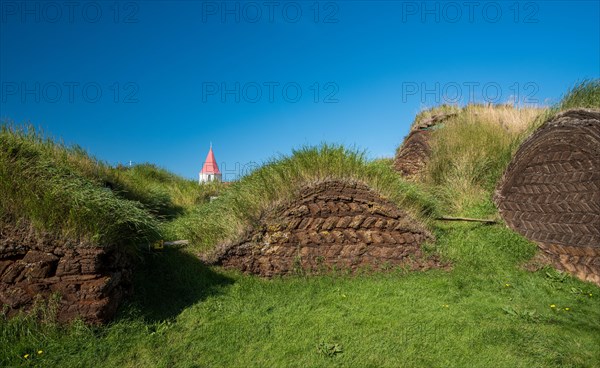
left=564, top=307, right=570, bottom=311
left=38, top=350, right=43, bottom=355
left=590, top=293, right=593, bottom=297
left=24, top=354, right=29, bottom=359
left=550, top=304, right=556, bottom=308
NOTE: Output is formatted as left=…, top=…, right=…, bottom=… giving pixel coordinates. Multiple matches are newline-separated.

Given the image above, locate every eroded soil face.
left=0, top=221, right=132, bottom=324
left=211, top=180, right=445, bottom=276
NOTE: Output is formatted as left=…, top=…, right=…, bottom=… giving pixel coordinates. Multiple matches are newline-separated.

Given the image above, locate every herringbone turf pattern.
left=495, top=109, right=600, bottom=285
left=209, top=180, right=443, bottom=276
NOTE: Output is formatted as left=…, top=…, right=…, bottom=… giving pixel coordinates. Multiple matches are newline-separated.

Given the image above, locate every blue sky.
left=1, top=0, right=599, bottom=180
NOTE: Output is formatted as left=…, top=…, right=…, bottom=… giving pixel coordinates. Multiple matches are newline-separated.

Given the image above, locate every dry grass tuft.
left=421, top=104, right=547, bottom=216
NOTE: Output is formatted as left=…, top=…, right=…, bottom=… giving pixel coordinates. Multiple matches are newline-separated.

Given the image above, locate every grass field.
left=1, top=81, right=599, bottom=367
left=2, top=221, right=599, bottom=367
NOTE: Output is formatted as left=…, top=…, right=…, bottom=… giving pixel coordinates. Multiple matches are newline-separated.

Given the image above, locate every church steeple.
left=199, top=145, right=222, bottom=183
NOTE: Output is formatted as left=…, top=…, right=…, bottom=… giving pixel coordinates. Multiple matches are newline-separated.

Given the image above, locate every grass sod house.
left=0, top=126, right=163, bottom=324
left=206, top=179, right=444, bottom=276
left=494, top=108, right=600, bottom=285
left=393, top=105, right=459, bottom=178
left=171, top=144, right=442, bottom=274
left=392, top=81, right=600, bottom=285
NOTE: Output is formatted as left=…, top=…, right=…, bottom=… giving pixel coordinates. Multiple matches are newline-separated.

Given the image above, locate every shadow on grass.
left=123, top=248, right=234, bottom=322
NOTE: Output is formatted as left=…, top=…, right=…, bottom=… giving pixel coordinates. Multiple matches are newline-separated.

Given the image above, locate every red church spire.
left=200, top=145, right=220, bottom=174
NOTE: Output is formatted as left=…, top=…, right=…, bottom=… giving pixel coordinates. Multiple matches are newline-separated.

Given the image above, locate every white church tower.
left=199, top=144, right=222, bottom=184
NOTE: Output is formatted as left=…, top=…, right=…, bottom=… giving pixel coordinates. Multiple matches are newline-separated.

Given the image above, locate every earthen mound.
left=207, top=180, right=442, bottom=276
left=494, top=109, right=600, bottom=285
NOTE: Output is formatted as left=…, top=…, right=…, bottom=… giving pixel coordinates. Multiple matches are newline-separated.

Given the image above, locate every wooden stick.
left=435, top=216, right=498, bottom=224
left=164, top=240, right=189, bottom=246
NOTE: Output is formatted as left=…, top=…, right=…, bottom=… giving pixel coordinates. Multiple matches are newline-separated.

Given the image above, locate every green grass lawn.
left=3, top=221, right=599, bottom=368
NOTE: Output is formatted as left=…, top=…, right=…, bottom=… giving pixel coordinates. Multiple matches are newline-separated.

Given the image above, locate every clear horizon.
left=1, top=0, right=599, bottom=180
